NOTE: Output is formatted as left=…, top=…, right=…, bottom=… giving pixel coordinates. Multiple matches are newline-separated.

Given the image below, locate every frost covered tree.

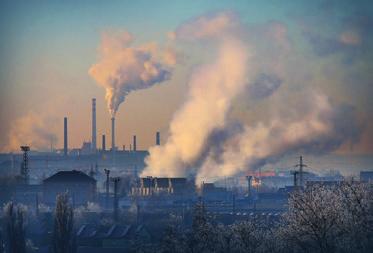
left=52, top=193, right=76, bottom=253
left=3, top=202, right=26, bottom=253
left=230, top=220, right=267, bottom=253
left=336, top=182, right=373, bottom=252
left=280, top=183, right=373, bottom=253
left=282, top=185, right=342, bottom=253
left=157, top=181, right=372, bottom=253
left=159, top=225, right=187, bottom=253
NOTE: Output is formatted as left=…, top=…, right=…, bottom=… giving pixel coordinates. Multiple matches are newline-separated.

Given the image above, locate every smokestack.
left=64, top=117, right=68, bottom=156
left=111, top=117, right=115, bottom=151
left=102, top=134, right=106, bottom=151
left=156, top=131, right=160, bottom=145
left=92, top=98, right=97, bottom=151
left=133, top=135, right=137, bottom=151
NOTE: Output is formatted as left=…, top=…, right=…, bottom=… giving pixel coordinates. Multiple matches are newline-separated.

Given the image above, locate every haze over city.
left=0, top=1, right=372, bottom=253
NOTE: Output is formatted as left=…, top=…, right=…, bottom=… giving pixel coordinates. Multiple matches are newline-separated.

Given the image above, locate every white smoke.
left=89, top=31, right=172, bottom=116
left=142, top=12, right=250, bottom=177
left=142, top=11, right=361, bottom=183
left=196, top=92, right=360, bottom=183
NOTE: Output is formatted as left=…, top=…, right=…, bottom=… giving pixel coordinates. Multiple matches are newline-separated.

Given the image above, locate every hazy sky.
left=0, top=0, right=372, bottom=154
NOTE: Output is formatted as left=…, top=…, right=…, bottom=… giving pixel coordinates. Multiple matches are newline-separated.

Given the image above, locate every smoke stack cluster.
left=63, top=117, right=68, bottom=156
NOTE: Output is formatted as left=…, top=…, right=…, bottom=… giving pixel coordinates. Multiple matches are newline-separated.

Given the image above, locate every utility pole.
left=104, top=169, right=110, bottom=208
left=111, top=177, right=121, bottom=222
left=295, top=156, right=307, bottom=187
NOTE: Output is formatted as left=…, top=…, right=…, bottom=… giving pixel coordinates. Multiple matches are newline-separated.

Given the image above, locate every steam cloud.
left=196, top=93, right=360, bottom=183
left=142, top=11, right=361, bottom=184
left=89, top=31, right=172, bottom=116
left=143, top=12, right=250, bottom=177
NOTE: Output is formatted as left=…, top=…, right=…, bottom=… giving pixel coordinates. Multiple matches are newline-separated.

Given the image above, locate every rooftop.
left=43, top=170, right=96, bottom=184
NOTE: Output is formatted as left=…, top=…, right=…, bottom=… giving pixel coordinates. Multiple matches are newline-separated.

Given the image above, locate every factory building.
left=43, top=170, right=96, bottom=205
left=132, top=177, right=188, bottom=196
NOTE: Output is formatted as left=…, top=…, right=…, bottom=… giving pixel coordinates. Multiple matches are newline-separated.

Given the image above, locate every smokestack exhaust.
left=156, top=131, right=160, bottom=146
left=92, top=98, right=97, bottom=151
left=111, top=117, right=115, bottom=151
left=64, top=117, right=68, bottom=156
left=133, top=135, right=137, bottom=151
left=102, top=134, right=106, bottom=151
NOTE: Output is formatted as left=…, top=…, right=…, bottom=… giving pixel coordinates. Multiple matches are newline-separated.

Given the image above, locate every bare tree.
left=282, top=185, right=343, bottom=253
left=3, top=202, right=26, bottom=253
left=156, top=182, right=372, bottom=253
left=230, top=220, right=267, bottom=253
left=159, top=225, right=187, bottom=253
left=337, top=182, right=373, bottom=252
left=52, top=193, right=76, bottom=253
left=280, top=183, right=373, bottom=253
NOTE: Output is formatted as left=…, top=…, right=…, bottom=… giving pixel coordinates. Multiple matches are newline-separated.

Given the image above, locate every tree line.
left=0, top=181, right=372, bottom=253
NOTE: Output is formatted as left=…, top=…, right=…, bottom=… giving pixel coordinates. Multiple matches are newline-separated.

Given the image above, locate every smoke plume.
left=142, top=12, right=250, bottom=177
left=89, top=31, right=171, bottom=116
left=196, top=92, right=360, bottom=183
left=142, top=11, right=361, bottom=183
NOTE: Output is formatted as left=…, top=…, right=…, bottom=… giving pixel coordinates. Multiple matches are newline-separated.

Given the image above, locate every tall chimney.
left=102, top=134, right=106, bottom=151
left=111, top=117, right=115, bottom=151
left=156, top=131, right=160, bottom=146
left=133, top=135, right=137, bottom=151
left=92, top=98, right=97, bottom=151
left=64, top=117, right=68, bottom=156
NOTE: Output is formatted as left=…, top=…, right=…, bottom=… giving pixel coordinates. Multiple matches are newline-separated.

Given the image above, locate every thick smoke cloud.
left=196, top=93, right=360, bottom=183
left=142, top=12, right=360, bottom=183
left=142, top=12, right=250, bottom=177
left=142, top=11, right=362, bottom=184
left=89, top=31, right=172, bottom=116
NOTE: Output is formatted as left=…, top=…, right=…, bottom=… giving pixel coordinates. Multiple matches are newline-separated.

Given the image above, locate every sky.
left=0, top=0, right=372, bottom=158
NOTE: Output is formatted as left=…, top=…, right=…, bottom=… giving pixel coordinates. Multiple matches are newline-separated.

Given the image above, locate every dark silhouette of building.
left=43, top=170, right=96, bottom=205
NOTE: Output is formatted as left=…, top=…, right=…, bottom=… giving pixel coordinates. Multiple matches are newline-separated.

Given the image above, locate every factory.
left=6, top=98, right=161, bottom=179
left=131, top=177, right=191, bottom=196
left=62, top=98, right=161, bottom=156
